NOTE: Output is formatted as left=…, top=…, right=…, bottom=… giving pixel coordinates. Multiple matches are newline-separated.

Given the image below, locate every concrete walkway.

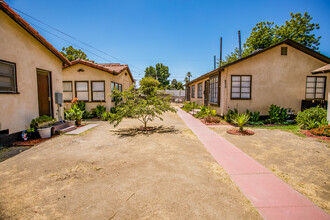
left=177, top=108, right=329, bottom=220
left=64, top=124, right=99, bottom=135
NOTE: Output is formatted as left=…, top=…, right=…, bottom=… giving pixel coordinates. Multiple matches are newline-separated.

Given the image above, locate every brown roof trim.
left=0, top=1, right=70, bottom=65
left=311, top=64, right=330, bottom=74
left=187, top=39, right=330, bottom=86
left=63, top=59, right=135, bottom=82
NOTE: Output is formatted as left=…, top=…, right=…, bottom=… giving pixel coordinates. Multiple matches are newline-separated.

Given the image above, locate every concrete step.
left=56, top=125, right=77, bottom=134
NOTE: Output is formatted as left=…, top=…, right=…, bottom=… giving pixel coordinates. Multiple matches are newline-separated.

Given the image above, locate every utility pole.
left=220, top=37, right=222, bottom=66
left=214, top=55, right=216, bottom=69
left=238, top=31, right=242, bottom=58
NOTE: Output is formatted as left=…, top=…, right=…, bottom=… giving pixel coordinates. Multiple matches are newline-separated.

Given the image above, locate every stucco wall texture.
left=0, top=11, right=64, bottom=134
left=188, top=44, right=328, bottom=115
left=62, top=64, right=133, bottom=112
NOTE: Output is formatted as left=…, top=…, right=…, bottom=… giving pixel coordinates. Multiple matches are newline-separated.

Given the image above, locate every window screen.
left=63, top=81, right=73, bottom=101
left=0, top=60, right=17, bottom=93
left=92, top=81, right=105, bottom=101
left=75, top=81, right=89, bottom=101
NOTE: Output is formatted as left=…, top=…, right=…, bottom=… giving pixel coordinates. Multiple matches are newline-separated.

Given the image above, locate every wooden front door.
left=37, top=69, right=52, bottom=117
left=204, top=80, right=209, bottom=105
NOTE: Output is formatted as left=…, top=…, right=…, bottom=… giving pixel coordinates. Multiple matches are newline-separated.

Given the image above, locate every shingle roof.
left=186, top=39, right=330, bottom=86
left=0, top=0, right=70, bottom=65
left=64, top=59, right=135, bottom=82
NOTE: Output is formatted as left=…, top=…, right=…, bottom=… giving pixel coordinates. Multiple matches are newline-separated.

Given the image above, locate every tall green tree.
left=60, top=46, right=92, bottom=62
left=109, top=77, right=176, bottom=129
left=144, top=63, right=171, bottom=88
left=184, top=72, right=192, bottom=84
left=218, top=12, right=321, bottom=67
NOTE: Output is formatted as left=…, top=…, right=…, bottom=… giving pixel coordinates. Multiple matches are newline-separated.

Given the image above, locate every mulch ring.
left=227, top=129, right=255, bottom=136
left=200, top=119, right=231, bottom=126
left=300, top=130, right=330, bottom=141
left=13, top=135, right=58, bottom=146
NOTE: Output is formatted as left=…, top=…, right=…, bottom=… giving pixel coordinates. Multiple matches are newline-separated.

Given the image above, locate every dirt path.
left=0, top=112, right=260, bottom=219
left=211, top=126, right=330, bottom=214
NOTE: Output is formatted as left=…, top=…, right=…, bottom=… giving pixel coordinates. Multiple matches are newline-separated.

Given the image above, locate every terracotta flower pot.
left=76, top=119, right=82, bottom=126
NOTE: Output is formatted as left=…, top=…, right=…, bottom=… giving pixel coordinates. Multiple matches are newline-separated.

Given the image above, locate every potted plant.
left=31, top=115, right=55, bottom=139
left=65, top=98, right=84, bottom=126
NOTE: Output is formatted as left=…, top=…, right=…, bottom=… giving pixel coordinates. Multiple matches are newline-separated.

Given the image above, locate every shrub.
left=182, top=101, right=199, bottom=112
left=205, top=115, right=220, bottom=123
left=30, top=115, right=55, bottom=129
left=268, top=104, right=288, bottom=124
left=224, top=108, right=238, bottom=123
left=95, top=105, right=106, bottom=117
left=195, top=106, right=216, bottom=118
left=296, top=106, right=327, bottom=130
left=101, top=112, right=111, bottom=121
left=65, top=98, right=85, bottom=120
left=232, top=113, right=250, bottom=131
left=310, top=125, right=330, bottom=137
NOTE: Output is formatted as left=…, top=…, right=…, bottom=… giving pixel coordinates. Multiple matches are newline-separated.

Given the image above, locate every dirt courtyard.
left=0, top=112, right=260, bottom=219
left=211, top=126, right=330, bottom=214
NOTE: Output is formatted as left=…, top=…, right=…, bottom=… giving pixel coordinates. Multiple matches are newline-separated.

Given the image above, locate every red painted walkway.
left=177, top=108, right=330, bottom=220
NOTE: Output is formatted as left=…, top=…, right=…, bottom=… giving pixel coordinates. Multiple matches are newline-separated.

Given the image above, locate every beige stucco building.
left=186, top=39, right=330, bottom=116
left=62, top=59, right=134, bottom=111
left=0, top=1, right=69, bottom=136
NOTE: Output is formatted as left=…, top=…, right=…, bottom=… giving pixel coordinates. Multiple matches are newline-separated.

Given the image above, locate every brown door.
left=37, top=69, right=52, bottom=117
left=204, top=80, right=209, bottom=105
left=186, top=86, right=190, bottom=101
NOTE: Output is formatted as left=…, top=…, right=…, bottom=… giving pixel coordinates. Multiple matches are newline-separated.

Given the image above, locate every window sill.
left=0, top=91, right=20, bottom=94
left=230, top=98, right=251, bottom=100
left=209, top=103, right=219, bottom=106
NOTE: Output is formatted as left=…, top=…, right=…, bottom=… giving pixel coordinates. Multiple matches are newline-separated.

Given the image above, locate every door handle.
left=48, top=97, right=51, bottom=101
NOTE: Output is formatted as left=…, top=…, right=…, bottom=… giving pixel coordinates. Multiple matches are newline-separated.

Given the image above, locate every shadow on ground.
left=110, top=126, right=179, bottom=138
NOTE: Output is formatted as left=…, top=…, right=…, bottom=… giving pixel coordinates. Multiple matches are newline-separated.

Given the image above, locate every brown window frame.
left=191, top=85, right=195, bottom=98
left=305, top=76, right=326, bottom=100
left=111, top=81, right=122, bottom=102
left=0, top=59, right=18, bottom=94
left=63, top=81, right=73, bottom=102
left=75, top=81, right=89, bottom=101
left=197, top=83, right=203, bottom=98
left=230, top=75, right=252, bottom=100
left=91, top=80, right=105, bottom=102
left=209, top=75, right=218, bottom=104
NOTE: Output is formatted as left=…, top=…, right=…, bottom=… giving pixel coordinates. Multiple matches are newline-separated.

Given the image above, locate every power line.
left=11, top=6, right=145, bottom=73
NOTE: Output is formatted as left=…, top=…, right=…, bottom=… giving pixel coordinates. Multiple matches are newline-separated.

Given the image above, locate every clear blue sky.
left=7, top=0, right=330, bottom=83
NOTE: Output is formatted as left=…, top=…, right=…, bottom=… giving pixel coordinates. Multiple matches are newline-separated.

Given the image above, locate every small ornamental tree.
left=109, top=77, right=176, bottom=129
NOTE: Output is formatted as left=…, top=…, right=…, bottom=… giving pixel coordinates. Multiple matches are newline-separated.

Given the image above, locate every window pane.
left=316, top=88, right=324, bottom=93
left=232, top=82, right=240, bottom=87
left=241, top=82, right=251, bottom=87
left=76, top=82, right=88, bottom=91
left=315, top=93, right=324, bottom=99
left=316, top=82, right=325, bottom=88
left=241, top=76, right=251, bottom=82
left=0, top=61, right=15, bottom=92
left=241, top=93, right=250, bottom=99
left=0, top=76, right=13, bottom=91
left=92, top=82, right=104, bottom=91
left=307, top=77, right=316, bottom=83
left=232, top=76, right=240, bottom=81
left=306, top=88, right=315, bottom=93
left=306, top=94, right=314, bottom=99
left=119, top=84, right=122, bottom=92
left=232, top=87, right=240, bottom=93
left=232, top=93, right=240, bottom=98
left=63, top=82, right=72, bottom=91
left=77, top=91, right=88, bottom=100
left=306, top=82, right=315, bottom=88
left=241, top=87, right=250, bottom=93
left=93, top=92, right=105, bottom=100
left=63, top=92, right=72, bottom=101
left=111, top=82, right=115, bottom=91
left=317, top=77, right=325, bottom=83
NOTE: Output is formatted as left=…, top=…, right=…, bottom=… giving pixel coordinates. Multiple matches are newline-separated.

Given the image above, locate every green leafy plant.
left=181, top=101, right=200, bottom=112
left=195, top=106, right=216, bottom=118
left=30, top=115, right=55, bottom=129
left=232, top=113, right=250, bottom=131
left=267, top=104, right=288, bottom=124
left=296, top=106, right=327, bottom=130
left=65, top=98, right=85, bottom=121
left=101, top=112, right=111, bottom=121
left=95, top=105, right=106, bottom=117
left=224, top=108, right=238, bottom=123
